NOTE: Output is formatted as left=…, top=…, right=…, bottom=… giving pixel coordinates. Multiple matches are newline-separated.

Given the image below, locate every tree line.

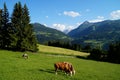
left=88, top=41, right=120, bottom=64
left=48, top=40, right=120, bottom=64
left=0, top=2, right=38, bottom=52
left=47, top=41, right=91, bottom=52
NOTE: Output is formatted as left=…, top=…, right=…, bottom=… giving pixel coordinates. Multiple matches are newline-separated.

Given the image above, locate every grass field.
left=0, top=45, right=120, bottom=80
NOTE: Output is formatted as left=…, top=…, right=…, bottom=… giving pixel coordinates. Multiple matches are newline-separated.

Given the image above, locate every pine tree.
left=20, top=4, right=38, bottom=51
left=3, top=3, right=9, bottom=28
left=11, top=2, right=38, bottom=51
left=11, top=2, right=22, bottom=50
left=0, top=9, right=3, bottom=48
left=0, top=3, right=10, bottom=49
left=2, top=3, right=10, bottom=49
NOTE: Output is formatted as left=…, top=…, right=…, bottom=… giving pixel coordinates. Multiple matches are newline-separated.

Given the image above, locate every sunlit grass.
left=38, top=44, right=89, bottom=57
left=0, top=45, right=120, bottom=80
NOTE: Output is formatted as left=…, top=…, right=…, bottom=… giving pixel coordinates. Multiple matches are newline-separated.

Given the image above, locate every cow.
left=54, top=62, right=75, bottom=76
left=22, top=53, right=28, bottom=59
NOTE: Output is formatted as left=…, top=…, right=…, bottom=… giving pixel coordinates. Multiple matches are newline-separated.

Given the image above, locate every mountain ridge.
left=32, top=23, right=71, bottom=44
left=68, top=19, right=120, bottom=49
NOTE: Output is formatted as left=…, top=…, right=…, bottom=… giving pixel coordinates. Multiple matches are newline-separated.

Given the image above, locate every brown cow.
left=54, top=62, right=75, bottom=76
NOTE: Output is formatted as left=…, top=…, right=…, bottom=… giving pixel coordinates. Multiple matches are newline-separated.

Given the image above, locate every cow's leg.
left=70, top=71, right=72, bottom=76
left=55, top=68, right=58, bottom=75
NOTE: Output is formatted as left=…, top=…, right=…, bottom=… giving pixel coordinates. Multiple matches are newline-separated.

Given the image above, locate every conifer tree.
left=20, top=4, right=38, bottom=51
left=11, top=2, right=23, bottom=50
left=0, top=3, right=10, bottom=49
left=2, top=3, right=10, bottom=49
left=0, top=9, right=3, bottom=48
left=11, top=2, right=38, bottom=51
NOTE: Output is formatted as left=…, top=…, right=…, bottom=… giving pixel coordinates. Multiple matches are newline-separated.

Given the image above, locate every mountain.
left=68, top=19, right=120, bottom=49
left=32, top=23, right=71, bottom=44
left=68, top=21, right=93, bottom=38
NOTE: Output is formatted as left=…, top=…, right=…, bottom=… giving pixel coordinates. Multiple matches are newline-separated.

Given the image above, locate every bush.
left=89, top=49, right=102, bottom=60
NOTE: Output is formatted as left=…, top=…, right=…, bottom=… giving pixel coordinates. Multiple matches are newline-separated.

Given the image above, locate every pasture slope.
left=0, top=44, right=120, bottom=80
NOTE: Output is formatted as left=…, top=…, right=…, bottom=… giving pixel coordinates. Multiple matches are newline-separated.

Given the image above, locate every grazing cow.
left=22, top=53, right=28, bottom=59
left=54, top=62, right=75, bottom=76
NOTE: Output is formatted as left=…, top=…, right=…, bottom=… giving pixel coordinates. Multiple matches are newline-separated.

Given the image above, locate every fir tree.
left=0, top=9, right=3, bottom=48
left=0, top=3, right=10, bottom=49
left=2, top=3, right=10, bottom=49
left=11, top=2, right=38, bottom=51
left=20, top=4, right=38, bottom=51
left=11, top=2, right=22, bottom=50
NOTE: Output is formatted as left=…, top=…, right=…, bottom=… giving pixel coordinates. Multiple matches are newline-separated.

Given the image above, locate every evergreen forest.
left=0, top=2, right=38, bottom=52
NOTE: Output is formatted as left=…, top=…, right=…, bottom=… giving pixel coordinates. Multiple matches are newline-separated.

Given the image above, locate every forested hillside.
left=68, top=19, right=120, bottom=50
left=32, top=23, right=71, bottom=44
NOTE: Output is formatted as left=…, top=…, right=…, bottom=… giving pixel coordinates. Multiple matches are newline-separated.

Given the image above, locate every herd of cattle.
left=22, top=53, right=75, bottom=76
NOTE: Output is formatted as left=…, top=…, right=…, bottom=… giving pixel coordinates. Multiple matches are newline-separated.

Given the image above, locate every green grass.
left=0, top=45, right=120, bottom=80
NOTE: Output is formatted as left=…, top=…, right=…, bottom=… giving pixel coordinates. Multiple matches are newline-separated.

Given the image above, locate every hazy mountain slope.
left=32, top=23, right=71, bottom=43
left=68, top=19, right=120, bottom=49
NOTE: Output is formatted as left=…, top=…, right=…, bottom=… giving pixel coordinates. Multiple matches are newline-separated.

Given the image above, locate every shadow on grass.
left=75, top=55, right=89, bottom=60
left=39, top=69, right=55, bottom=74
left=38, top=69, right=66, bottom=76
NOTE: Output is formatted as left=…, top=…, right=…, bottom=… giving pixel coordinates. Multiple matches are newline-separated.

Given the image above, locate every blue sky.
left=0, top=0, right=120, bottom=32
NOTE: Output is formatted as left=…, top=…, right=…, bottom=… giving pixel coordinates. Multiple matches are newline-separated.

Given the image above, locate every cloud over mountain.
left=89, top=16, right=105, bottom=23
left=52, top=23, right=76, bottom=33
left=63, top=11, right=80, bottom=17
left=110, top=10, right=120, bottom=19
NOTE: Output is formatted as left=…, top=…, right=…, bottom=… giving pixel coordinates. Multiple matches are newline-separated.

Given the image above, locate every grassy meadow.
left=0, top=45, right=120, bottom=80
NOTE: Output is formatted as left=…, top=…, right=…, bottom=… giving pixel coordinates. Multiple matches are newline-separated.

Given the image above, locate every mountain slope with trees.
left=32, top=23, right=71, bottom=44
left=68, top=19, right=120, bottom=49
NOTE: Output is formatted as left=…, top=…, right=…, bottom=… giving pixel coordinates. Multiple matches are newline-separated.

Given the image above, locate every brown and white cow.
left=54, top=62, right=75, bottom=76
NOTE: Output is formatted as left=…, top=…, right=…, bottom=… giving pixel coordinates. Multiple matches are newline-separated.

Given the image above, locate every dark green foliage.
left=0, top=9, right=3, bottom=48
left=11, top=2, right=23, bottom=49
left=0, top=2, right=38, bottom=52
left=82, top=45, right=91, bottom=53
left=88, top=41, right=120, bottom=63
left=108, top=42, right=120, bottom=63
left=11, top=2, right=38, bottom=52
left=0, top=3, right=11, bottom=49
left=89, top=48, right=108, bottom=62
left=48, top=41, right=82, bottom=51
left=89, top=49, right=102, bottom=60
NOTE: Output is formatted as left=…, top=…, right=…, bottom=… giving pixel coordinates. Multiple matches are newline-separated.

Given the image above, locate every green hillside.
left=0, top=45, right=120, bottom=80
left=68, top=19, right=120, bottom=49
left=32, top=23, right=71, bottom=44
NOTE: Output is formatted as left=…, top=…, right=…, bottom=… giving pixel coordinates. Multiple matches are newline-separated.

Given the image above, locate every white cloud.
left=52, top=23, right=75, bottom=33
left=43, top=24, right=47, bottom=27
left=66, top=25, right=74, bottom=32
left=97, top=16, right=104, bottom=19
left=76, top=22, right=82, bottom=26
left=89, top=19, right=103, bottom=23
left=110, top=10, right=120, bottom=19
left=63, top=11, right=80, bottom=17
left=52, top=24, right=66, bottom=32
left=89, top=16, right=105, bottom=23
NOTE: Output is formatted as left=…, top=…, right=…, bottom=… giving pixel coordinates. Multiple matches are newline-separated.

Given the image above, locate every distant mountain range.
left=68, top=19, right=120, bottom=49
left=32, top=19, right=120, bottom=50
left=32, top=23, right=71, bottom=44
